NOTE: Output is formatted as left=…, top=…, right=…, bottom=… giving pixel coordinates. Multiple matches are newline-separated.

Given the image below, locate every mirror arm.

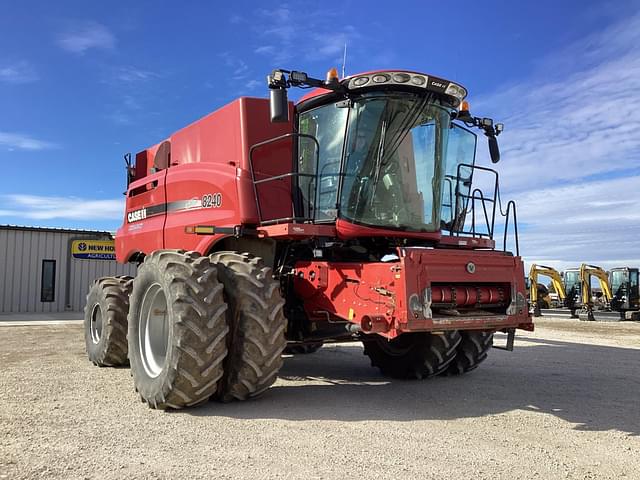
left=453, top=110, right=503, bottom=163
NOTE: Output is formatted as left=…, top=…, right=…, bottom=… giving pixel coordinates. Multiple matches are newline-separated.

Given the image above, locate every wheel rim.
left=139, top=283, right=170, bottom=378
left=90, top=304, right=103, bottom=344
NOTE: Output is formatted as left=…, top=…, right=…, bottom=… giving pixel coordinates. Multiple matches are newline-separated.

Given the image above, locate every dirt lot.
left=1, top=318, right=639, bottom=480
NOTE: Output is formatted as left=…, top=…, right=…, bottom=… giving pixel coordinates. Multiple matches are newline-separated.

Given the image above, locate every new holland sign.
left=71, top=240, right=116, bottom=260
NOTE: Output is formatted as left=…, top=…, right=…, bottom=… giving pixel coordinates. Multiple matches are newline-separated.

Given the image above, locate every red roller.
left=432, top=285, right=505, bottom=306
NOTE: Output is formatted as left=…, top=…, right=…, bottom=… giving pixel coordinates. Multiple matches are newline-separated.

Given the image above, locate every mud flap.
left=492, top=328, right=515, bottom=351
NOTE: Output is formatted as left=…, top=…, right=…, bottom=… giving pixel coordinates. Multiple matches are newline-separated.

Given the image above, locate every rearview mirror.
left=270, top=88, right=289, bottom=123
left=488, top=136, right=500, bottom=163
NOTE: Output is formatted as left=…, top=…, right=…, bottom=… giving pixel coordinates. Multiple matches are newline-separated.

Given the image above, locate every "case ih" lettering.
left=127, top=208, right=147, bottom=223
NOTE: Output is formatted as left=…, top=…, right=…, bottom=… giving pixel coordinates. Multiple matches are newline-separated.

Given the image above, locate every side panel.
left=163, top=163, right=240, bottom=252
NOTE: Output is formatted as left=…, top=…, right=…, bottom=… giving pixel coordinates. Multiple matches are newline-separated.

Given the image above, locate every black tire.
left=84, top=276, right=133, bottom=367
left=284, top=342, right=323, bottom=355
left=443, top=330, right=493, bottom=376
left=128, top=250, right=229, bottom=409
left=363, top=331, right=461, bottom=379
left=209, top=251, right=286, bottom=402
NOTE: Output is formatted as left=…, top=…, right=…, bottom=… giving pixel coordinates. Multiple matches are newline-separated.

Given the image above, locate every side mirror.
left=270, top=88, right=289, bottom=123
left=488, top=136, right=500, bottom=163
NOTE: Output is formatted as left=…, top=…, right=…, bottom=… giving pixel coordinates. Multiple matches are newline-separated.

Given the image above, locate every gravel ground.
left=1, top=317, right=639, bottom=479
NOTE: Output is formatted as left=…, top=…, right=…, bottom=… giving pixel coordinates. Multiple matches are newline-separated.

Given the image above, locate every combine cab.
left=84, top=68, right=532, bottom=409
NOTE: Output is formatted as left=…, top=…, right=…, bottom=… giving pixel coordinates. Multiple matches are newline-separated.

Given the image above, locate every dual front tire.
left=84, top=276, right=133, bottom=367
left=84, top=250, right=287, bottom=410
left=127, top=251, right=230, bottom=409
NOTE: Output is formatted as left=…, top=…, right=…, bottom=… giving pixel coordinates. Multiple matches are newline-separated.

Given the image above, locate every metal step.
left=625, top=311, right=640, bottom=321
left=537, top=308, right=577, bottom=318
left=578, top=311, right=624, bottom=322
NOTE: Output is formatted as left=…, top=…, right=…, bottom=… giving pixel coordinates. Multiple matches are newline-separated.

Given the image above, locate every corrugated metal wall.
left=0, top=227, right=137, bottom=314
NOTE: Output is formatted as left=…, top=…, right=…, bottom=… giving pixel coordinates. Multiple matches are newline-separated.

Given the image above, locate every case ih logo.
left=127, top=208, right=147, bottom=223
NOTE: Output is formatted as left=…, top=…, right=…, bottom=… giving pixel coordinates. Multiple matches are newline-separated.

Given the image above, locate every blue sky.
left=1, top=0, right=639, bottom=269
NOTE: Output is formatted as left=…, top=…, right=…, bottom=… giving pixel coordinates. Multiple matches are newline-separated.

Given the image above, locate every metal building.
left=0, top=225, right=137, bottom=314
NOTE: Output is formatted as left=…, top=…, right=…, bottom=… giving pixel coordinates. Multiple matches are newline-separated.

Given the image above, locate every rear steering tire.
left=363, top=331, right=461, bottom=379
left=209, top=251, right=286, bottom=402
left=443, top=330, right=493, bottom=376
left=84, top=276, right=133, bottom=367
left=128, top=250, right=229, bottom=409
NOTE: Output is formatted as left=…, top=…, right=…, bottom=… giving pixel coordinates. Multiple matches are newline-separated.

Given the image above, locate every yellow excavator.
left=609, top=267, right=640, bottom=320
left=528, top=264, right=566, bottom=317
left=570, top=264, right=613, bottom=321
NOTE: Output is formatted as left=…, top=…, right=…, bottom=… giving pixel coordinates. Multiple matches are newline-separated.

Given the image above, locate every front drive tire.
left=128, top=250, right=229, bottom=409
left=209, top=251, right=287, bottom=402
left=84, top=276, right=133, bottom=367
left=363, top=331, right=461, bottom=379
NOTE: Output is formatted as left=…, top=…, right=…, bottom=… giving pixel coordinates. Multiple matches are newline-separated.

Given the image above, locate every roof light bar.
left=346, top=71, right=468, bottom=104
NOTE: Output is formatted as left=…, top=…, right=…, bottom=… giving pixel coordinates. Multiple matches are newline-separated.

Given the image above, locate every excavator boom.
left=529, top=264, right=566, bottom=316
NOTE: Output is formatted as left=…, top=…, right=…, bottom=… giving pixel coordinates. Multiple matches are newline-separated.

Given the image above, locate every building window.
left=41, top=260, right=56, bottom=302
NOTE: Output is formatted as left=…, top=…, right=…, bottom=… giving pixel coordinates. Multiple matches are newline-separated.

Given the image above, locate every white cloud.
left=219, top=52, right=250, bottom=80
left=471, top=12, right=640, bottom=268
left=105, top=111, right=133, bottom=125
left=253, top=9, right=361, bottom=65
left=0, top=132, right=58, bottom=151
left=254, top=45, right=275, bottom=55
left=0, top=195, right=123, bottom=221
left=0, top=61, right=38, bottom=84
left=112, top=66, right=158, bottom=83
left=475, top=13, right=640, bottom=193
left=57, top=21, right=115, bottom=54
left=513, top=176, right=640, bottom=268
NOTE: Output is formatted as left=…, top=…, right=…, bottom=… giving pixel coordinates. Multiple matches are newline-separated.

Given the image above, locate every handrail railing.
left=249, top=133, right=320, bottom=224
left=448, top=163, right=520, bottom=255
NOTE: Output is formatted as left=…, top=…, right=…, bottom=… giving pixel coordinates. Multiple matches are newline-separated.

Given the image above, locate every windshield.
left=340, top=93, right=450, bottom=231
left=297, top=92, right=477, bottom=232
left=611, top=270, right=627, bottom=293
left=564, top=271, right=580, bottom=292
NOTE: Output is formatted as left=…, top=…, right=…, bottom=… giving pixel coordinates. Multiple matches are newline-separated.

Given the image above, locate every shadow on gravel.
left=186, top=337, right=640, bottom=436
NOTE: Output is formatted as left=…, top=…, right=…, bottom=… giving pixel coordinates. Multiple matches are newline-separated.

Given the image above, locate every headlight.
left=445, top=82, right=467, bottom=100
left=392, top=73, right=410, bottom=83
left=372, top=74, right=390, bottom=83
left=352, top=76, right=369, bottom=87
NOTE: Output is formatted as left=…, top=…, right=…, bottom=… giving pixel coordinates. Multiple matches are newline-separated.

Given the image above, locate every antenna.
left=341, top=43, right=347, bottom=78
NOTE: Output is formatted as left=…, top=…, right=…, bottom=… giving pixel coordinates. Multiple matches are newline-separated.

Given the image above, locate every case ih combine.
left=84, top=67, right=532, bottom=409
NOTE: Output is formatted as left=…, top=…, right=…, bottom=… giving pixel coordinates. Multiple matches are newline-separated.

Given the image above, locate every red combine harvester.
left=84, top=68, right=532, bottom=409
